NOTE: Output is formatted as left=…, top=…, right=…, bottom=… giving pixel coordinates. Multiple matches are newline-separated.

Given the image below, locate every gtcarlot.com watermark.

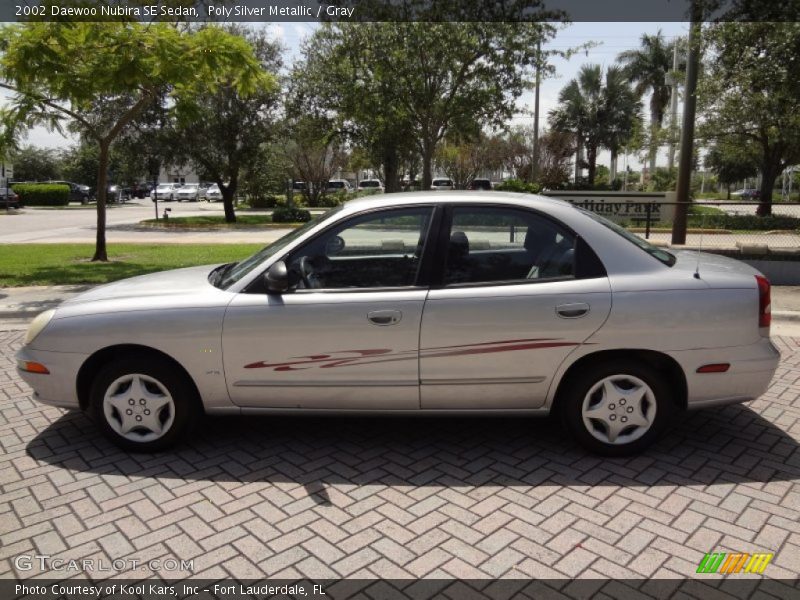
left=14, top=554, right=193, bottom=573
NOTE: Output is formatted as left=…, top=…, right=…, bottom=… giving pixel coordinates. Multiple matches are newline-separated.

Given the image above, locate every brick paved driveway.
left=1, top=330, right=798, bottom=581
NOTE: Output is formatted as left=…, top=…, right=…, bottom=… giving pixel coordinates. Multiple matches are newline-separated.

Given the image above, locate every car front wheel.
left=560, top=360, right=674, bottom=456
left=89, top=357, right=198, bottom=452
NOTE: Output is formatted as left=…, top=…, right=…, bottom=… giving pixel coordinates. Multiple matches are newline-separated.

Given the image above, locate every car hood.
left=56, top=265, right=231, bottom=317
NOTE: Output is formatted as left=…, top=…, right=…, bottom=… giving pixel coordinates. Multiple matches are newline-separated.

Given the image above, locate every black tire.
left=559, top=359, right=675, bottom=456
left=89, top=355, right=199, bottom=452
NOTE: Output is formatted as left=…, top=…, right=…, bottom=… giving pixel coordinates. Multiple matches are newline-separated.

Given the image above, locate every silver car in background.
left=17, top=193, right=779, bottom=455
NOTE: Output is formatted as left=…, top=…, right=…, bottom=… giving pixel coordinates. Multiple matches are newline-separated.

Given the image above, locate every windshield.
left=213, top=206, right=345, bottom=289
left=360, top=181, right=380, bottom=187
left=580, top=208, right=676, bottom=267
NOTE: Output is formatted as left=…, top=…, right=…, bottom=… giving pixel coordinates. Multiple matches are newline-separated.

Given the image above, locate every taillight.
left=755, top=275, right=771, bottom=329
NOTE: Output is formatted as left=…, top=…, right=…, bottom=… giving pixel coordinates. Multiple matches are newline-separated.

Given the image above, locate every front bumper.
left=671, top=337, right=781, bottom=409
left=16, top=346, right=87, bottom=409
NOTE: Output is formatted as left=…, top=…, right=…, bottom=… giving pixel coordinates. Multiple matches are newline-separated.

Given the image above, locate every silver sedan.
left=16, top=193, right=780, bottom=455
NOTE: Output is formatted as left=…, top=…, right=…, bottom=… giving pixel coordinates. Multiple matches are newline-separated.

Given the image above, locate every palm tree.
left=550, top=65, right=601, bottom=184
left=617, top=31, right=682, bottom=179
left=602, top=66, right=642, bottom=182
left=550, top=65, right=640, bottom=186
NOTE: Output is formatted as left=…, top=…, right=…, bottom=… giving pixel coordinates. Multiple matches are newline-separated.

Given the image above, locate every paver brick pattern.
left=0, top=330, right=798, bottom=581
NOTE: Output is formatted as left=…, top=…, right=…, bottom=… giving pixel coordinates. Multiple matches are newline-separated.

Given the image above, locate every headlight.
left=25, top=309, right=55, bottom=345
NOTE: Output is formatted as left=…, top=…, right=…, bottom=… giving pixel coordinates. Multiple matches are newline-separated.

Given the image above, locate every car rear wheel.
left=89, top=357, right=198, bottom=452
left=560, top=360, right=674, bottom=456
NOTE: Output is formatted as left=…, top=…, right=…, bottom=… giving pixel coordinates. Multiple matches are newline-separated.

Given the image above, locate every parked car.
left=1, top=189, right=20, bottom=208
left=326, top=179, right=352, bottom=194
left=107, top=184, right=129, bottom=203
left=206, top=184, right=222, bottom=202
left=49, top=180, right=92, bottom=204
left=175, top=183, right=207, bottom=202
left=431, top=178, right=454, bottom=190
left=130, top=182, right=154, bottom=199
left=357, top=179, right=384, bottom=193
left=16, top=192, right=779, bottom=455
left=150, top=183, right=182, bottom=202
left=732, top=188, right=760, bottom=199
left=468, top=178, right=493, bottom=191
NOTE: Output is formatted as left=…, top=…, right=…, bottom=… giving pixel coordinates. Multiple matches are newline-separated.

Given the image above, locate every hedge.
left=494, top=179, right=542, bottom=194
left=12, top=183, right=70, bottom=206
left=272, top=205, right=311, bottom=223
left=686, top=213, right=800, bottom=231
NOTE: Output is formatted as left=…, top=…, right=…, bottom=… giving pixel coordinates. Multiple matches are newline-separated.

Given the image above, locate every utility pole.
left=667, top=41, right=680, bottom=171
left=671, top=3, right=701, bottom=245
left=532, top=39, right=542, bottom=181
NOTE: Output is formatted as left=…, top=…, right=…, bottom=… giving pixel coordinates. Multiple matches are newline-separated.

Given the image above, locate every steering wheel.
left=298, top=256, right=320, bottom=289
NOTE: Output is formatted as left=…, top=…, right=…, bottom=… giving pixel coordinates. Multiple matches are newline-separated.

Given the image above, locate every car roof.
left=341, top=191, right=574, bottom=213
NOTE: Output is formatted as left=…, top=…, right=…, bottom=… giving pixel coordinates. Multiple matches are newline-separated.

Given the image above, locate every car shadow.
left=26, top=404, right=800, bottom=490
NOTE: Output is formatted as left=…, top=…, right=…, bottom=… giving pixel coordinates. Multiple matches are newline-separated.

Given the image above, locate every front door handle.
left=368, top=310, right=402, bottom=326
left=556, top=303, right=590, bottom=319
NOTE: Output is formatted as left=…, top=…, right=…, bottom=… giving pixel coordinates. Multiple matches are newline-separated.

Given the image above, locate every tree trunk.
left=610, top=150, right=618, bottom=182
left=221, top=181, right=237, bottom=223
left=421, top=137, right=435, bottom=190
left=587, top=144, right=598, bottom=186
left=648, top=104, right=659, bottom=179
left=757, top=163, right=779, bottom=217
left=574, top=135, right=583, bottom=183
left=383, top=147, right=400, bottom=193
left=92, top=141, right=110, bottom=262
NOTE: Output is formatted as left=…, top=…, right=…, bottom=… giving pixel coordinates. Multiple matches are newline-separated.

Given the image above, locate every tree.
left=294, top=22, right=557, bottom=191
left=549, top=65, right=640, bottom=186
left=167, top=25, right=280, bottom=223
left=10, top=144, right=61, bottom=181
left=0, top=22, right=266, bottom=260
left=537, top=131, right=575, bottom=189
left=617, top=31, right=683, bottom=177
left=704, top=142, right=760, bottom=199
left=699, top=22, right=800, bottom=215
left=283, top=115, right=347, bottom=207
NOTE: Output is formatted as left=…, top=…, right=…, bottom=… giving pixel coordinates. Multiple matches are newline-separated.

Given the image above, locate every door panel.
left=223, top=290, right=426, bottom=408
left=420, top=278, right=611, bottom=409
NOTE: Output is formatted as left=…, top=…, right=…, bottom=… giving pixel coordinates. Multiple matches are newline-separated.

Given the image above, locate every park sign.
left=544, top=191, right=676, bottom=225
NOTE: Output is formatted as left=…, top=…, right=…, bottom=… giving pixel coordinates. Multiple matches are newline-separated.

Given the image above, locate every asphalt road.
left=0, top=200, right=291, bottom=245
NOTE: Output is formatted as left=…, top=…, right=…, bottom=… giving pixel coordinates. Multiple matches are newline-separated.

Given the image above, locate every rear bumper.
left=669, top=337, right=780, bottom=409
left=16, top=346, right=86, bottom=409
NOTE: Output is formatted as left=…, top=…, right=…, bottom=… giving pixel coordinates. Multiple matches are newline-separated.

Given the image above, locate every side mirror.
left=264, top=261, right=289, bottom=294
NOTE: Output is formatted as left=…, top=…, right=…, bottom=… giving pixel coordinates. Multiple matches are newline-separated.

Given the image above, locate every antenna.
left=694, top=211, right=705, bottom=279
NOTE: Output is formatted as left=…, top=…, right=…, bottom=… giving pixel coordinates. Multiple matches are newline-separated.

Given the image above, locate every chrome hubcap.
left=581, top=374, right=656, bottom=445
left=103, top=374, right=175, bottom=443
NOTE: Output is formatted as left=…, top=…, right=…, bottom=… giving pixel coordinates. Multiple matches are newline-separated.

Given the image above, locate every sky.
left=11, top=21, right=691, bottom=171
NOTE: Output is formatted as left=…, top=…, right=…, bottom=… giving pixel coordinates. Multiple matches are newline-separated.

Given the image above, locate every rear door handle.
left=556, top=303, right=590, bottom=318
left=368, top=310, right=402, bottom=326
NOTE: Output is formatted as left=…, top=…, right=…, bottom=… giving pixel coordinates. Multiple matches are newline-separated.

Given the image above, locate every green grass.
left=0, top=243, right=262, bottom=287
left=140, top=215, right=303, bottom=228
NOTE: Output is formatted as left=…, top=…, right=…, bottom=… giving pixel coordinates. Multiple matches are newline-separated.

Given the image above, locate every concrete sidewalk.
left=2, top=284, right=799, bottom=334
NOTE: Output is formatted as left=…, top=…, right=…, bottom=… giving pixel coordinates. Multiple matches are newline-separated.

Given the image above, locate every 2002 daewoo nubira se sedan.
left=17, top=193, right=780, bottom=455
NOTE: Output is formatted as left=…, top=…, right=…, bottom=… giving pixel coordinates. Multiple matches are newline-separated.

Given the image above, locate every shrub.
left=247, top=194, right=279, bottom=209
left=272, top=205, right=311, bottom=223
left=687, top=213, right=800, bottom=231
left=494, top=179, right=541, bottom=194
left=12, top=183, right=70, bottom=206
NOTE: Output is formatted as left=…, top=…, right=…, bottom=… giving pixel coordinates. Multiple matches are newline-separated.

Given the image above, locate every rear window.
left=580, top=209, right=676, bottom=267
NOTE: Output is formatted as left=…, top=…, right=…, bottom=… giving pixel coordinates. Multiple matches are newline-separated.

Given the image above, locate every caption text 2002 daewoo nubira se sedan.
left=17, top=193, right=780, bottom=455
